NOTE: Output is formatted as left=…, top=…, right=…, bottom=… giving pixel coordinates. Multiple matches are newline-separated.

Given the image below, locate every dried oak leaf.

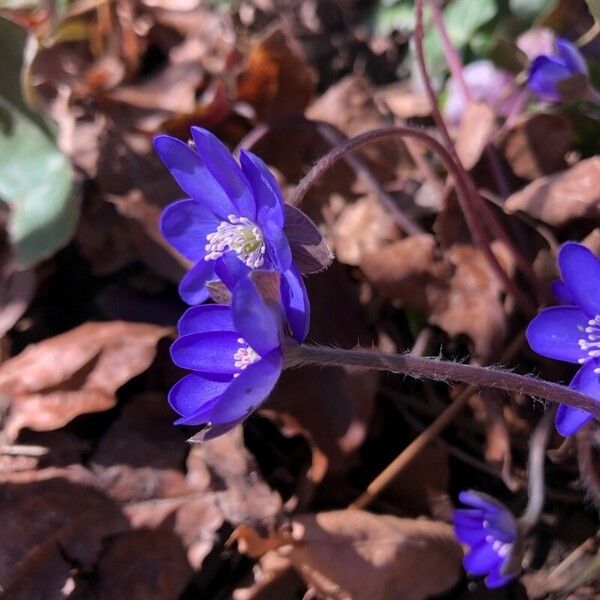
left=232, top=509, right=463, bottom=600
left=360, top=234, right=444, bottom=305
left=236, top=26, right=317, bottom=121
left=500, top=113, right=571, bottom=179
left=505, top=156, right=600, bottom=226
left=0, top=466, right=129, bottom=597
left=0, top=321, right=169, bottom=440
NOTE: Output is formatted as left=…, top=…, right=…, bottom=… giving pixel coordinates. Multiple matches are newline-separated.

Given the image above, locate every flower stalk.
left=287, top=344, right=600, bottom=418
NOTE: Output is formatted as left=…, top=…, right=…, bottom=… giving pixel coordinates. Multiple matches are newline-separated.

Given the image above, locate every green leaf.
left=510, top=0, right=553, bottom=21
left=372, top=0, right=415, bottom=35
left=423, top=0, right=496, bottom=79
left=0, top=96, right=77, bottom=267
left=0, top=17, right=78, bottom=267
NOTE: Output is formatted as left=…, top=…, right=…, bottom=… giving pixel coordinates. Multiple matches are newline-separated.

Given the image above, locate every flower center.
left=577, top=315, right=600, bottom=373
left=485, top=535, right=512, bottom=559
left=204, top=215, right=265, bottom=268
left=233, top=338, right=260, bottom=377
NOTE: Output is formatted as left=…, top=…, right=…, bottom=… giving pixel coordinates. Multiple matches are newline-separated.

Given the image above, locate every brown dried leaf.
left=0, top=466, right=129, bottom=596
left=124, top=427, right=281, bottom=569
left=106, top=62, right=205, bottom=113
left=429, top=243, right=509, bottom=360
left=500, top=113, right=572, bottom=179
left=361, top=237, right=509, bottom=359
left=71, top=527, right=193, bottom=599
left=505, top=157, right=600, bottom=226
left=0, top=321, right=169, bottom=440
left=233, top=510, right=463, bottom=600
left=307, top=75, right=408, bottom=186
left=455, top=102, right=496, bottom=170
left=232, top=551, right=305, bottom=600
left=375, top=83, right=431, bottom=120
left=468, top=390, right=516, bottom=489
left=236, top=26, right=316, bottom=120
left=329, top=194, right=399, bottom=266
left=360, top=234, right=443, bottom=303
left=91, top=393, right=190, bottom=502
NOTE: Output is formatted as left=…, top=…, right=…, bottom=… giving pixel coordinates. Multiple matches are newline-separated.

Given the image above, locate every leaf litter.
left=0, top=0, right=598, bottom=598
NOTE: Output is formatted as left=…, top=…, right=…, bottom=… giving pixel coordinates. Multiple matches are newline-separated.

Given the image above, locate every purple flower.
left=444, top=60, right=519, bottom=125
left=168, top=274, right=285, bottom=441
left=154, top=127, right=312, bottom=342
left=527, top=38, right=587, bottom=102
left=454, top=490, right=518, bottom=589
left=526, top=242, right=600, bottom=436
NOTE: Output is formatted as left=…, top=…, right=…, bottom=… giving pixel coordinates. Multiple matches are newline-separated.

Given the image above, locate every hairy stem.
left=288, top=344, right=600, bottom=418
left=235, top=117, right=423, bottom=236
left=349, top=333, right=526, bottom=508
left=519, top=408, right=555, bottom=530
left=290, top=126, right=536, bottom=314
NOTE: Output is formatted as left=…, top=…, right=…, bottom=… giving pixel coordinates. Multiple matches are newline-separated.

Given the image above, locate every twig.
left=519, top=408, right=555, bottom=530
left=577, top=21, right=600, bottom=47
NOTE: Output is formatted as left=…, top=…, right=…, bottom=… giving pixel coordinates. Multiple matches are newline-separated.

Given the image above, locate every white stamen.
left=233, top=338, right=260, bottom=377
left=578, top=315, right=600, bottom=367
left=204, top=215, right=265, bottom=268
left=484, top=534, right=513, bottom=559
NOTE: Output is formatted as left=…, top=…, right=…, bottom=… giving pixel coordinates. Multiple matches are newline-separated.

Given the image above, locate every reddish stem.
left=290, top=345, right=600, bottom=420
left=415, top=0, right=542, bottom=294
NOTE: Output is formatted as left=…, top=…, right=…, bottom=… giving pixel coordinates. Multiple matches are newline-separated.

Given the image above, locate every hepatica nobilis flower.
left=454, top=491, right=519, bottom=589
left=527, top=37, right=588, bottom=102
left=154, top=127, right=326, bottom=342
left=527, top=243, right=600, bottom=436
left=169, top=274, right=287, bottom=441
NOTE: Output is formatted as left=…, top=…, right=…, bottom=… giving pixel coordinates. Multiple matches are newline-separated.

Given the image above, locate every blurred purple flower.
left=169, top=274, right=285, bottom=441
left=154, top=127, right=313, bottom=342
left=454, top=490, right=518, bottom=589
left=517, top=27, right=556, bottom=61
left=527, top=38, right=587, bottom=101
left=444, top=60, right=518, bottom=124
left=526, top=242, right=600, bottom=435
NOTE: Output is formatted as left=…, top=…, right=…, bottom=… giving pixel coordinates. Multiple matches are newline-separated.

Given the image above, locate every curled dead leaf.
left=233, top=509, right=463, bottom=600
left=0, top=321, right=169, bottom=440
left=505, top=157, right=600, bottom=226
left=500, top=113, right=571, bottom=180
